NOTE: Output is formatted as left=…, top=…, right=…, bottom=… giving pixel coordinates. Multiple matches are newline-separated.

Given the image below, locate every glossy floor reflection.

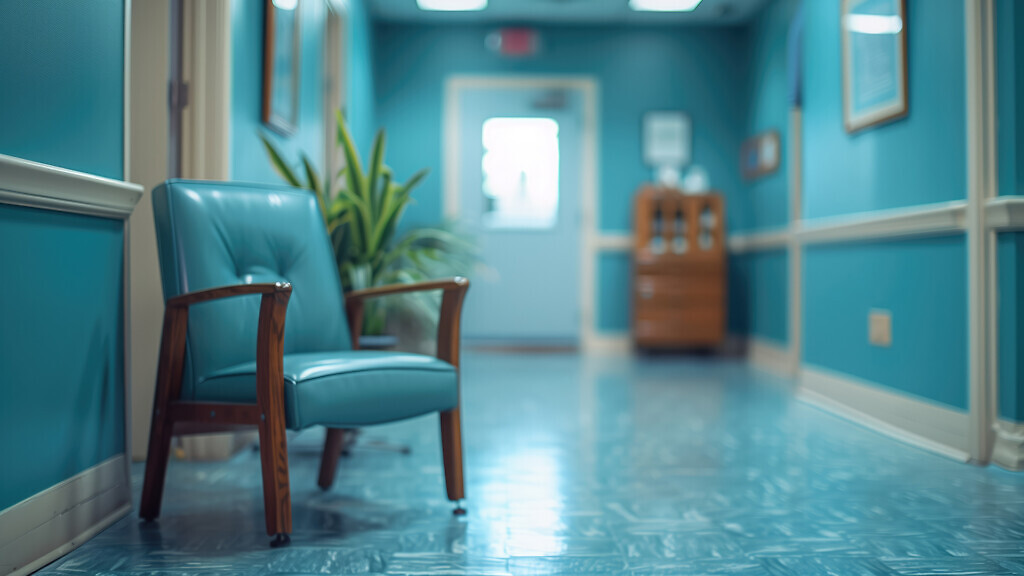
left=37, top=352, right=1024, bottom=575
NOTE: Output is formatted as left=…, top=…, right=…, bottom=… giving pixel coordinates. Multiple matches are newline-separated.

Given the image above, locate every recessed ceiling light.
left=629, top=0, right=702, bottom=12
left=417, top=0, right=487, bottom=11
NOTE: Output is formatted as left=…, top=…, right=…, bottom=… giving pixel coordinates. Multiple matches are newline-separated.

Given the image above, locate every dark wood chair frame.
left=139, top=277, right=470, bottom=547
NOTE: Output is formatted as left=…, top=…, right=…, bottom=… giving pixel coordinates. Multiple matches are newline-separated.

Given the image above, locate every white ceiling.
left=369, top=0, right=772, bottom=26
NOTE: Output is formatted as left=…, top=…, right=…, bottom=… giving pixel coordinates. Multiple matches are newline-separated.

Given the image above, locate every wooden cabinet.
left=632, top=186, right=726, bottom=349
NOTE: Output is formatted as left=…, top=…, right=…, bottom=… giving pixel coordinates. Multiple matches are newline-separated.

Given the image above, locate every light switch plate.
left=868, top=309, right=892, bottom=347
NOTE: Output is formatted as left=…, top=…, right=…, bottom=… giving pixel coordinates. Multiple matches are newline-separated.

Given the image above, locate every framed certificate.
left=841, top=0, right=908, bottom=133
left=262, top=0, right=301, bottom=135
left=643, top=111, right=691, bottom=168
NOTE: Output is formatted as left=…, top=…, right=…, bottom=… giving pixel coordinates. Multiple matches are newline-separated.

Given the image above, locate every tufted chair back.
left=152, top=180, right=351, bottom=401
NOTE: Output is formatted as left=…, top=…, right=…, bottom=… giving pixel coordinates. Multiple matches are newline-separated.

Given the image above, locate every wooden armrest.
left=344, top=277, right=470, bottom=367
left=345, top=277, right=469, bottom=302
left=157, top=281, right=292, bottom=418
left=166, top=282, right=292, bottom=309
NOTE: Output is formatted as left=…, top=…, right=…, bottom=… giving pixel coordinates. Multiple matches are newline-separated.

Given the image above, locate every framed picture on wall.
left=263, top=0, right=301, bottom=135
left=740, top=130, right=781, bottom=180
left=841, top=0, right=908, bottom=133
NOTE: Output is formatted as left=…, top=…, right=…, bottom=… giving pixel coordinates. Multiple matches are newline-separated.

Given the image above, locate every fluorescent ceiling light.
left=845, top=14, right=903, bottom=34
left=272, top=0, right=298, bottom=10
left=417, top=0, right=487, bottom=11
left=629, top=0, right=702, bottom=12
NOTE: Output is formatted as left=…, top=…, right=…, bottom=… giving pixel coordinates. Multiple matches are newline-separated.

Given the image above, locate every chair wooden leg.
left=139, top=396, right=174, bottom=521
left=440, top=408, right=465, bottom=510
left=318, top=427, right=347, bottom=490
left=257, top=411, right=292, bottom=540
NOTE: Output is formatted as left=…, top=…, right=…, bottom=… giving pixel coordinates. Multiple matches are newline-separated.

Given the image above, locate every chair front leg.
left=255, top=288, right=293, bottom=546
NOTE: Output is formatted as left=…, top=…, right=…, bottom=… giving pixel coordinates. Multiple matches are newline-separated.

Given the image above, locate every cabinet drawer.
left=634, top=306, right=724, bottom=346
left=634, top=275, right=723, bottom=305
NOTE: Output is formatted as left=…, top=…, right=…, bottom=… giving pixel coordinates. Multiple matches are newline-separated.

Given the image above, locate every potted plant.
left=261, top=111, right=477, bottom=342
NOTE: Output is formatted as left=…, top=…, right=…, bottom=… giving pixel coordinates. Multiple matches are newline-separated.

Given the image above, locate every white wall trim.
left=593, top=233, right=631, bottom=251
left=584, top=334, right=632, bottom=354
left=0, top=455, right=131, bottom=576
left=985, top=196, right=1024, bottom=230
left=442, top=75, right=603, bottom=349
left=181, top=0, right=232, bottom=180
left=992, top=419, right=1024, bottom=471
left=798, top=365, right=971, bottom=462
left=0, top=154, right=142, bottom=219
left=724, top=197, right=1024, bottom=248
left=727, top=229, right=789, bottom=253
left=796, top=200, right=967, bottom=245
left=788, top=107, right=803, bottom=377
left=748, top=337, right=796, bottom=377
left=965, top=0, right=997, bottom=464
left=123, top=0, right=132, bottom=182
left=727, top=201, right=972, bottom=255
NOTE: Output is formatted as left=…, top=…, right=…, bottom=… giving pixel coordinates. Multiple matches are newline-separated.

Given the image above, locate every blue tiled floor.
left=36, top=352, right=1024, bottom=575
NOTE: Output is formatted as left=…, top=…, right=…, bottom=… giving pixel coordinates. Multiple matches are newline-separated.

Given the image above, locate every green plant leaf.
left=367, top=129, right=386, bottom=221
left=260, top=134, right=302, bottom=188
left=301, top=154, right=327, bottom=225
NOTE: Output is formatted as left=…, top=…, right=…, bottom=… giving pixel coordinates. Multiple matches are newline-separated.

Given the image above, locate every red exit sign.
left=485, top=27, right=539, bottom=57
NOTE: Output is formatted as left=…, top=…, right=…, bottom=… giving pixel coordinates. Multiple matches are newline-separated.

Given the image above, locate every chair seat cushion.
left=199, top=350, right=458, bottom=429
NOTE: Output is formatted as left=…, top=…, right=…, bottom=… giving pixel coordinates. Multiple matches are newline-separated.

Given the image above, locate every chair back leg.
left=318, top=427, right=348, bottom=490
left=140, top=307, right=189, bottom=521
left=440, top=408, right=465, bottom=502
left=139, top=399, right=175, bottom=520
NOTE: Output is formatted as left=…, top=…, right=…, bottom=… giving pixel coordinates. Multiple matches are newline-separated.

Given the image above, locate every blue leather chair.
left=141, top=180, right=469, bottom=547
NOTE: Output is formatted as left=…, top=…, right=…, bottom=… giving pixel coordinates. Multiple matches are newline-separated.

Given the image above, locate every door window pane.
left=481, top=117, right=559, bottom=229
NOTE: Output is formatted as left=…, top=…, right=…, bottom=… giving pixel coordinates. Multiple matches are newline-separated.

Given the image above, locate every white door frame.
left=443, top=75, right=601, bottom=348
left=324, top=0, right=348, bottom=185
left=965, top=0, right=998, bottom=464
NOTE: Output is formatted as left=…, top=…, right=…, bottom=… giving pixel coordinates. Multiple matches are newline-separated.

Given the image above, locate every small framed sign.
left=643, top=111, right=691, bottom=168
left=741, top=130, right=781, bottom=180
left=262, top=0, right=301, bottom=135
left=841, top=0, right=908, bottom=133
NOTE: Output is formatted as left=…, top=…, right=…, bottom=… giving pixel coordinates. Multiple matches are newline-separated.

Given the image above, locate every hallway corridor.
left=37, top=352, right=1024, bottom=575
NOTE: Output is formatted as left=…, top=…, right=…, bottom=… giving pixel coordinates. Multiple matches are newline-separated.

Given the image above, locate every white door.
left=456, top=86, right=583, bottom=344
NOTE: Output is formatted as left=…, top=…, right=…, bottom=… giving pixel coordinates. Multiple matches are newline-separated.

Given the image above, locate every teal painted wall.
left=0, top=205, right=126, bottom=511
left=373, top=24, right=749, bottom=233
left=230, top=0, right=377, bottom=185
left=231, top=0, right=326, bottom=185
left=804, top=236, right=968, bottom=410
left=798, top=1, right=969, bottom=410
left=0, top=0, right=128, bottom=511
left=995, top=2, right=1024, bottom=423
left=374, top=24, right=748, bottom=333
left=346, top=0, right=377, bottom=155
left=996, top=0, right=1024, bottom=198
left=597, top=253, right=632, bottom=333
left=728, top=0, right=801, bottom=344
left=802, top=0, right=966, bottom=219
left=741, top=0, right=800, bottom=234
left=0, top=0, right=124, bottom=179
left=739, top=249, right=789, bottom=345
left=998, top=233, right=1024, bottom=422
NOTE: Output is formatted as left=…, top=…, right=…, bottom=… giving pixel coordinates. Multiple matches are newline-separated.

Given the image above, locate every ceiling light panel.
left=629, top=0, right=702, bottom=12
left=417, top=0, right=487, bottom=11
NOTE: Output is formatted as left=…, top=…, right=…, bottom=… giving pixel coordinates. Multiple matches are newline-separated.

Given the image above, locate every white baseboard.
left=748, top=337, right=795, bottom=376
left=583, top=333, right=632, bottom=354
left=0, top=455, right=131, bottom=576
left=992, top=419, right=1024, bottom=471
left=797, top=365, right=971, bottom=462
